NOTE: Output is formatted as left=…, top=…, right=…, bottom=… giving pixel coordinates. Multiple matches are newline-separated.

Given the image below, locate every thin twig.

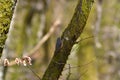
left=66, top=64, right=71, bottom=80
left=75, top=36, right=94, bottom=44
left=64, top=60, right=93, bottom=71
left=79, top=70, right=88, bottom=80
left=27, top=65, right=41, bottom=80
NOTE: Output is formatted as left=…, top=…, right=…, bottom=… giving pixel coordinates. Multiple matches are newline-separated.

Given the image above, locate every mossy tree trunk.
left=42, top=0, right=94, bottom=80
left=0, top=0, right=16, bottom=57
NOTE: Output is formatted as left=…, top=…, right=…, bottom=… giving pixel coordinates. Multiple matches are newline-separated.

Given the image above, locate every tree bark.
left=42, top=0, right=94, bottom=80
left=0, top=0, right=16, bottom=57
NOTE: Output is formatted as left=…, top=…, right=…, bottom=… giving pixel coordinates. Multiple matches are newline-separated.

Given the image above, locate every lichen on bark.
left=0, top=0, right=16, bottom=57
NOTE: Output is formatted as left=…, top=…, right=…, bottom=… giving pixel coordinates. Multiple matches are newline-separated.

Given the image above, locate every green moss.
left=0, top=0, right=15, bottom=57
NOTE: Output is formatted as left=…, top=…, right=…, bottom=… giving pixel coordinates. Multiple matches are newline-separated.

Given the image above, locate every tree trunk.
left=0, top=0, right=16, bottom=57
left=42, top=0, right=94, bottom=80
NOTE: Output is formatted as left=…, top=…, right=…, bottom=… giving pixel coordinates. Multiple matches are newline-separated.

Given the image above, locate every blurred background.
left=1, top=0, right=120, bottom=80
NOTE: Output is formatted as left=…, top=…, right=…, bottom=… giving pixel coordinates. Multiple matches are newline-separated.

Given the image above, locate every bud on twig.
left=22, top=56, right=32, bottom=66
left=22, top=60, right=27, bottom=66
left=4, top=59, right=9, bottom=66
left=15, top=58, right=20, bottom=65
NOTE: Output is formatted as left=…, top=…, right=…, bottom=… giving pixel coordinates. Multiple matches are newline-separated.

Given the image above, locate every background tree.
left=1, top=0, right=120, bottom=80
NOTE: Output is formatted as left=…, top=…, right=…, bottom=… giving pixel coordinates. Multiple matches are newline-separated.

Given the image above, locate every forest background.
left=0, top=0, right=120, bottom=80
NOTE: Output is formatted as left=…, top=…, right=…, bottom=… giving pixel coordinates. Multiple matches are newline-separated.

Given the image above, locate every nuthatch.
left=55, top=37, right=63, bottom=52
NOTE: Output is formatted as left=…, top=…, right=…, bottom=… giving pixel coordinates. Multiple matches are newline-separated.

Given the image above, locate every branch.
left=29, top=19, right=61, bottom=56
left=42, top=0, right=94, bottom=80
